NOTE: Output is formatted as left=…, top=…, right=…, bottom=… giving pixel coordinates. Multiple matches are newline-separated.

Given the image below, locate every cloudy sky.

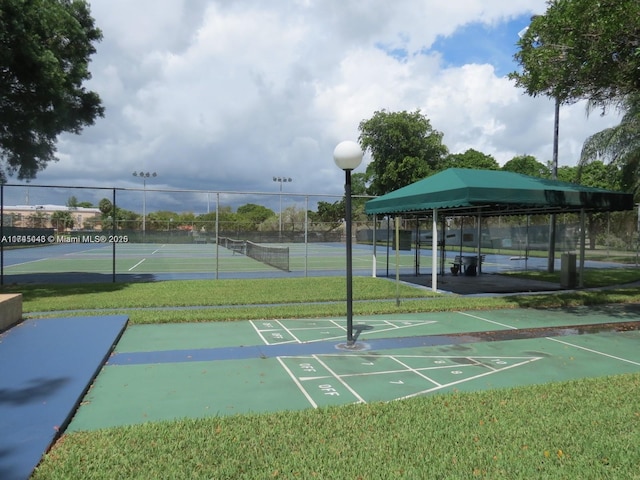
left=14, top=0, right=623, bottom=213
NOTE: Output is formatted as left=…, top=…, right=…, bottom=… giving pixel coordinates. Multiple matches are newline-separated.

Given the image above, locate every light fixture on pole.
left=273, top=177, right=293, bottom=236
left=132, top=171, right=157, bottom=237
left=333, top=140, right=363, bottom=346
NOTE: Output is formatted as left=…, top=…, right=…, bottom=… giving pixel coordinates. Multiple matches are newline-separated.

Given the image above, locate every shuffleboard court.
left=66, top=304, right=640, bottom=432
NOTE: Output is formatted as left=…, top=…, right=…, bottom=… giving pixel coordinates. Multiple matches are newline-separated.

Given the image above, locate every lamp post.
left=333, top=140, right=363, bottom=346
left=132, top=171, right=157, bottom=237
left=273, top=177, right=292, bottom=236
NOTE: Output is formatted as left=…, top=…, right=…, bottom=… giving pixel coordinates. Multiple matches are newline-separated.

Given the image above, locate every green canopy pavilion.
left=364, top=168, right=634, bottom=291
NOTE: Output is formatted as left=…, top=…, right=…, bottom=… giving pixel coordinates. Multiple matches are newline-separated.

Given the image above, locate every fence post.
left=112, top=188, right=116, bottom=283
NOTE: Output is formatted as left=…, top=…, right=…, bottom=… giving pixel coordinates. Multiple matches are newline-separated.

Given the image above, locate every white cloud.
left=23, top=0, right=622, bottom=214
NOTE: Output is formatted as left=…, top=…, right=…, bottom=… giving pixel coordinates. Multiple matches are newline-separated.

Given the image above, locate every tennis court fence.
left=0, top=182, right=638, bottom=284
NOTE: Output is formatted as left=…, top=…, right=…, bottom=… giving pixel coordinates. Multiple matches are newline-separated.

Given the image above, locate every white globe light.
left=333, top=141, right=363, bottom=171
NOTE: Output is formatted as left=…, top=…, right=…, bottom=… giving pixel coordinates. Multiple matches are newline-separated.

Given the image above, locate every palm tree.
left=579, top=94, right=640, bottom=195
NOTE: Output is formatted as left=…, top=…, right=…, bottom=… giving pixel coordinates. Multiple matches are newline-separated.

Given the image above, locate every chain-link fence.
left=1, top=183, right=638, bottom=285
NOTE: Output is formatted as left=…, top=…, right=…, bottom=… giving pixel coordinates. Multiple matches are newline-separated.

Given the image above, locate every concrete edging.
left=0, top=293, right=23, bottom=332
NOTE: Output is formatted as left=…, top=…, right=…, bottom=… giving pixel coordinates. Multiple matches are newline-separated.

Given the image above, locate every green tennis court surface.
left=2, top=242, right=413, bottom=278
left=68, top=304, right=640, bottom=431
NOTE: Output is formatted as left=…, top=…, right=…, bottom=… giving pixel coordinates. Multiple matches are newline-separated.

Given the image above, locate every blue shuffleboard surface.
left=0, top=315, right=128, bottom=480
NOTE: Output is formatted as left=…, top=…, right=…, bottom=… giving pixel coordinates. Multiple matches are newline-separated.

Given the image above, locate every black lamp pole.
left=344, top=168, right=354, bottom=345
left=333, top=140, right=363, bottom=347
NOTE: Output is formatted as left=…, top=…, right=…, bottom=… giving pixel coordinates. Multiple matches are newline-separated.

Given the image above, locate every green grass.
left=32, top=374, right=640, bottom=480
left=7, top=270, right=640, bottom=479
left=9, top=270, right=640, bottom=324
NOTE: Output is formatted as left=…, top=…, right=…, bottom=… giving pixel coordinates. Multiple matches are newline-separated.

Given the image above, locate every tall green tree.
left=502, top=155, right=550, bottom=178
left=97, top=198, right=137, bottom=230
left=442, top=149, right=499, bottom=170
left=0, top=0, right=104, bottom=180
left=580, top=94, right=640, bottom=193
left=510, top=0, right=640, bottom=108
left=236, top=204, right=275, bottom=230
left=358, top=110, right=448, bottom=196
left=312, top=173, right=369, bottom=230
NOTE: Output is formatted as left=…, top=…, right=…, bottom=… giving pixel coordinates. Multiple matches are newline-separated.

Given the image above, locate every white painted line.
left=330, top=319, right=347, bottom=331
left=546, top=337, right=640, bottom=366
left=369, top=321, right=437, bottom=335
left=276, top=357, right=318, bottom=408
left=299, top=375, right=332, bottom=381
left=275, top=320, right=302, bottom=344
left=4, top=258, right=47, bottom=268
left=249, top=320, right=271, bottom=345
left=312, top=354, right=366, bottom=404
left=457, top=311, right=518, bottom=330
left=459, top=313, right=640, bottom=367
left=128, top=258, right=146, bottom=271
left=470, top=357, right=499, bottom=372
left=389, top=356, right=442, bottom=386
left=397, top=357, right=542, bottom=400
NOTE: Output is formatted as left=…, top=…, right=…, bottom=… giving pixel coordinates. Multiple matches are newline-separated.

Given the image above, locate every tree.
left=194, top=212, right=217, bottom=233
left=98, top=198, right=114, bottom=216
left=26, top=210, right=48, bottom=228
left=236, top=204, right=275, bottom=230
left=442, top=149, right=499, bottom=170
left=502, top=155, right=550, bottom=178
left=510, top=0, right=640, bottom=108
left=580, top=94, right=640, bottom=193
left=313, top=201, right=344, bottom=231
left=51, top=210, right=74, bottom=231
left=358, top=110, right=448, bottom=196
left=146, top=210, right=178, bottom=231
left=0, top=0, right=104, bottom=181
left=556, top=165, right=576, bottom=183
left=312, top=172, right=369, bottom=231
left=96, top=198, right=137, bottom=230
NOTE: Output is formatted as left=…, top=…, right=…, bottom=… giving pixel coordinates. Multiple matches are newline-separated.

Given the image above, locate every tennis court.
left=1, top=241, right=626, bottom=286
left=1, top=242, right=412, bottom=281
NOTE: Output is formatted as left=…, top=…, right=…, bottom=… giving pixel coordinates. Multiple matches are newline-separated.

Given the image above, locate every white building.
left=1, top=204, right=101, bottom=230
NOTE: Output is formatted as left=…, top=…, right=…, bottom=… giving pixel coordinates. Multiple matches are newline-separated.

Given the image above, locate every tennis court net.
left=218, top=237, right=290, bottom=272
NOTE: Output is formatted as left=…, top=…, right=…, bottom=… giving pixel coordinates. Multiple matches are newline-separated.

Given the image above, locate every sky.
left=10, top=0, right=624, bottom=214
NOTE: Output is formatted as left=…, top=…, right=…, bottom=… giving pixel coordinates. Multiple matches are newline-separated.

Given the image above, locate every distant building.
left=1, top=205, right=101, bottom=230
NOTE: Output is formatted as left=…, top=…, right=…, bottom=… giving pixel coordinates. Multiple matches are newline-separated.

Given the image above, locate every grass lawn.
left=3, top=270, right=638, bottom=479
left=32, top=374, right=640, bottom=480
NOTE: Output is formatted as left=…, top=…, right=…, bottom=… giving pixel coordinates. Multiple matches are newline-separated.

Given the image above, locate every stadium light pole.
left=333, top=140, right=363, bottom=346
left=273, top=177, right=292, bottom=237
left=132, top=171, right=157, bottom=237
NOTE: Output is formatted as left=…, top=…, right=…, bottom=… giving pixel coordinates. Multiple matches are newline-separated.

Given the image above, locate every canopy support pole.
left=477, top=210, right=482, bottom=274
left=432, top=208, right=438, bottom=292
left=579, top=209, right=586, bottom=288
